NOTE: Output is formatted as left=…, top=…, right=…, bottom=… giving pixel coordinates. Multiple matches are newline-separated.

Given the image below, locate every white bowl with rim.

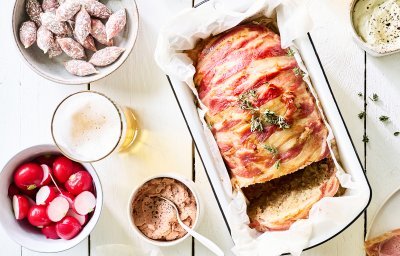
left=127, top=174, right=202, bottom=247
left=12, top=0, right=139, bottom=84
left=0, top=144, right=103, bottom=253
left=349, top=0, right=400, bottom=57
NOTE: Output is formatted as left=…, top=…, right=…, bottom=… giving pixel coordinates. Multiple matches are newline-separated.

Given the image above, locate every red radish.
left=65, top=171, right=93, bottom=195
left=12, top=195, right=30, bottom=220
left=56, top=216, right=82, bottom=240
left=73, top=162, right=86, bottom=173
left=53, top=156, right=75, bottom=183
left=36, top=186, right=57, bottom=205
left=47, top=196, right=69, bottom=222
left=66, top=209, right=88, bottom=226
left=40, top=164, right=52, bottom=186
left=14, top=163, right=44, bottom=191
left=28, top=205, right=51, bottom=227
left=41, top=224, right=60, bottom=239
left=73, top=191, right=96, bottom=215
left=8, top=184, right=20, bottom=199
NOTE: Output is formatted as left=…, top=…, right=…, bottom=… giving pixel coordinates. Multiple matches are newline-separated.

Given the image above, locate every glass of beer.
left=51, top=91, right=138, bottom=162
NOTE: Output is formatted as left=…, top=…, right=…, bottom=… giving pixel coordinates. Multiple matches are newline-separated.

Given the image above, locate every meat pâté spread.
left=132, top=177, right=197, bottom=241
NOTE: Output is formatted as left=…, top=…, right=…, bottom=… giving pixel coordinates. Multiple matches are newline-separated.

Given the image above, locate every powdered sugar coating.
left=26, top=0, right=43, bottom=26
left=65, top=60, right=98, bottom=76
left=74, top=7, right=91, bottom=44
left=56, top=0, right=81, bottom=22
left=57, top=37, right=86, bottom=59
left=42, top=0, right=59, bottom=12
left=40, top=12, right=71, bottom=36
left=19, top=21, right=37, bottom=48
left=105, top=9, right=126, bottom=40
left=89, top=46, right=125, bottom=66
left=90, top=19, right=113, bottom=46
left=37, top=26, right=53, bottom=53
left=82, top=0, right=112, bottom=19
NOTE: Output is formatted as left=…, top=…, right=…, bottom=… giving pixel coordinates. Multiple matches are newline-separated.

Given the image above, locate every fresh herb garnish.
left=362, top=134, right=369, bottom=143
left=263, top=109, right=290, bottom=129
left=293, top=67, right=305, bottom=77
left=286, top=48, right=295, bottom=57
left=369, top=93, right=379, bottom=101
left=250, top=115, right=263, bottom=132
left=358, top=111, right=366, bottom=119
left=264, top=145, right=278, bottom=156
left=238, top=90, right=258, bottom=112
left=274, top=160, right=281, bottom=169
left=207, top=122, right=213, bottom=129
left=358, top=92, right=363, bottom=97
left=394, top=132, right=400, bottom=136
left=379, top=115, right=390, bottom=122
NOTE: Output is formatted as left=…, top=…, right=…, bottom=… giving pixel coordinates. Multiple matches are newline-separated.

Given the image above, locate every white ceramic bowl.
left=349, top=0, right=400, bottom=57
left=0, top=144, right=103, bottom=253
left=127, top=174, right=202, bottom=247
left=12, top=0, right=139, bottom=85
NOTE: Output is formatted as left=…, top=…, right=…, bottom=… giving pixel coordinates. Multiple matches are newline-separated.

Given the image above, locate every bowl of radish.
left=0, top=144, right=102, bottom=253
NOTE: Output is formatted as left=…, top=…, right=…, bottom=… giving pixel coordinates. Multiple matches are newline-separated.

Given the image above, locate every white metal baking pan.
left=166, top=1, right=372, bottom=251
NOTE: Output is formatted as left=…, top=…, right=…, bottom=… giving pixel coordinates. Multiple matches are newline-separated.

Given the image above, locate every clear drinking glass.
left=51, top=91, right=138, bottom=162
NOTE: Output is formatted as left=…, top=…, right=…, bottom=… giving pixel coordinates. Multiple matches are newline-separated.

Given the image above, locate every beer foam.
left=52, top=92, right=123, bottom=162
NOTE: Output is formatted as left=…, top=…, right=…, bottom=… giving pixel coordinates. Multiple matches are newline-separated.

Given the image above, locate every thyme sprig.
left=264, top=144, right=278, bottom=156
left=238, top=90, right=258, bottom=112
left=293, top=67, right=305, bottom=77
left=286, top=48, right=295, bottom=57
left=369, top=93, right=379, bottom=101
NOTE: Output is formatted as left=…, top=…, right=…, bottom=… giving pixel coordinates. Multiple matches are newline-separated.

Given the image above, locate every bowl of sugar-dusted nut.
left=13, top=0, right=139, bottom=85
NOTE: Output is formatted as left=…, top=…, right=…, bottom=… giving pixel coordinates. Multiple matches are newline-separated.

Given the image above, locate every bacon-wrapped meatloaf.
left=191, top=23, right=341, bottom=231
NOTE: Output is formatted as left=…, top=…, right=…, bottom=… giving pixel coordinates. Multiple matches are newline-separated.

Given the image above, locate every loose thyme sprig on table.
left=362, top=134, right=369, bottom=143
left=358, top=111, right=366, bottom=119
left=379, top=115, right=390, bottom=122
left=369, top=93, right=379, bottom=101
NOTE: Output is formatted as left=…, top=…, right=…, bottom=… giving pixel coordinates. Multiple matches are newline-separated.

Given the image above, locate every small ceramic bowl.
left=349, top=0, right=400, bottom=57
left=127, top=174, right=202, bottom=247
left=12, top=0, right=139, bottom=85
left=0, top=144, right=103, bottom=253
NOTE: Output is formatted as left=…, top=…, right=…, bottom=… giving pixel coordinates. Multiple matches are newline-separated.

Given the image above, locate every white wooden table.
left=0, top=0, right=398, bottom=255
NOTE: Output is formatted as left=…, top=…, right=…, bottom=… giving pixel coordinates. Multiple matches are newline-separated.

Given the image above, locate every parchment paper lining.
left=155, top=0, right=366, bottom=255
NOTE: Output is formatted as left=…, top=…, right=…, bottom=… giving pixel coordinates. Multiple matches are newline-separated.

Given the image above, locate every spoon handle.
left=180, top=221, right=224, bottom=256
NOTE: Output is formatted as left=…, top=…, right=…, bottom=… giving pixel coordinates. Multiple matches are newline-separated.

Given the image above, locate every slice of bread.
left=243, top=158, right=340, bottom=232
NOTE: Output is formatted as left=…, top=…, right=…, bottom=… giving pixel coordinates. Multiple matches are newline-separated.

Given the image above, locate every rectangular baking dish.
left=166, top=1, right=372, bottom=250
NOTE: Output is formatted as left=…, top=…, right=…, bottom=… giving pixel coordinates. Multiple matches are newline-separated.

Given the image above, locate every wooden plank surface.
left=303, top=0, right=366, bottom=254
left=0, top=0, right=88, bottom=256
left=1, top=0, right=398, bottom=255
left=89, top=0, right=193, bottom=255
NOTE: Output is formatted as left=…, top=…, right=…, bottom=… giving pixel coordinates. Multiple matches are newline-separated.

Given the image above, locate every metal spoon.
left=156, top=196, right=225, bottom=256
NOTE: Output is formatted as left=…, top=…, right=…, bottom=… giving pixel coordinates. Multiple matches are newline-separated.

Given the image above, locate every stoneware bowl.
left=127, top=174, right=203, bottom=247
left=0, top=144, right=103, bottom=252
left=349, top=0, right=399, bottom=57
left=12, top=0, right=139, bottom=85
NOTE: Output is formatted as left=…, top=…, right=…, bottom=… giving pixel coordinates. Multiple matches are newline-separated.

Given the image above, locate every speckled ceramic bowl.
left=12, top=0, right=139, bottom=85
